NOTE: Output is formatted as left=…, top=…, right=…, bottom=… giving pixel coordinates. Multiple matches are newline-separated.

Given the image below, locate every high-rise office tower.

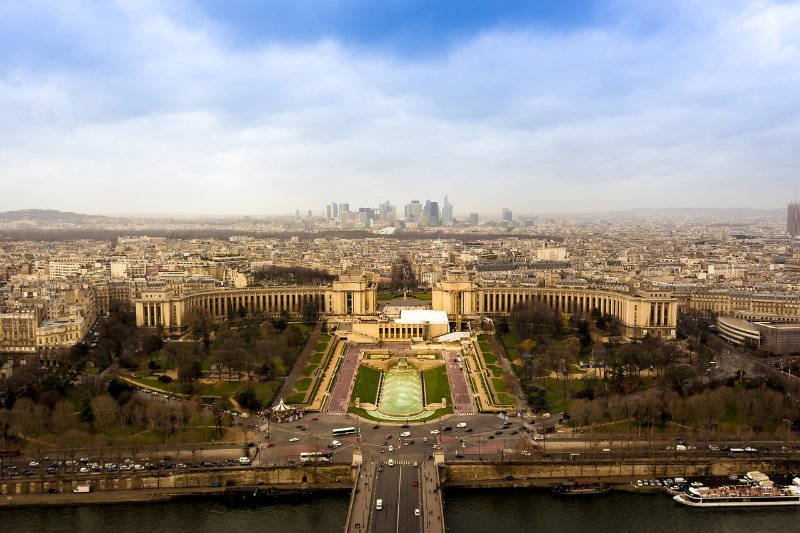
left=405, top=200, right=422, bottom=220
left=469, top=212, right=479, bottom=226
left=331, top=203, right=339, bottom=218
left=442, top=195, right=453, bottom=225
left=338, top=203, right=350, bottom=214
left=425, top=200, right=440, bottom=226
left=788, top=203, right=800, bottom=236
left=379, top=201, right=393, bottom=221
left=326, top=205, right=332, bottom=221
left=502, top=208, right=513, bottom=222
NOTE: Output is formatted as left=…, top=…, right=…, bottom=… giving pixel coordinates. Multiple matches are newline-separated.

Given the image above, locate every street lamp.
left=783, top=419, right=793, bottom=453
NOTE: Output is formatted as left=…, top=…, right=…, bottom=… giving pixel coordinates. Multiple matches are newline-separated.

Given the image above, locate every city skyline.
left=2, top=1, right=799, bottom=216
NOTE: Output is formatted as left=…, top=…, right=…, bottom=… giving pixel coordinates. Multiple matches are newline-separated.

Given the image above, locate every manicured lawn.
left=125, top=374, right=278, bottom=404
left=377, top=292, right=432, bottom=300
left=287, top=392, right=307, bottom=404
left=492, top=378, right=507, bottom=393
left=423, top=365, right=451, bottom=405
left=294, top=377, right=312, bottom=392
left=351, top=365, right=381, bottom=404
left=500, top=331, right=522, bottom=350
left=496, top=392, right=515, bottom=405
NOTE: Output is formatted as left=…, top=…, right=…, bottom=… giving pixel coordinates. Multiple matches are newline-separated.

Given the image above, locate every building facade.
left=788, top=203, right=800, bottom=237
left=136, top=271, right=378, bottom=335
left=433, top=271, right=677, bottom=338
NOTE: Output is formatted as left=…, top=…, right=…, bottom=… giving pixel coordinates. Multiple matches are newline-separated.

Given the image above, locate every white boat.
left=673, top=484, right=800, bottom=507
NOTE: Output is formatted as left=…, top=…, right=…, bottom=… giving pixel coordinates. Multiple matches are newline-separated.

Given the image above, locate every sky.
left=1, top=0, right=799, bottom=217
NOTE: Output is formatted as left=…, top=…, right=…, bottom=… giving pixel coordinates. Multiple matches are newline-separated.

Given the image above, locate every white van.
left=376, top=499, right=383, bottom=510
left=456, top=422, right=467, bottom=428
left=238, top=456, right=251, bottom=465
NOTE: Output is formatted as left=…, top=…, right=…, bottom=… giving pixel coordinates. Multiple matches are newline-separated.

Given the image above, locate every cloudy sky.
left=1, top=0, right=799, bottom=217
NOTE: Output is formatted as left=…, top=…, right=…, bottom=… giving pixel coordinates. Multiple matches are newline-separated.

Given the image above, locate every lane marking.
left=396, top=466, right=403, bottom=533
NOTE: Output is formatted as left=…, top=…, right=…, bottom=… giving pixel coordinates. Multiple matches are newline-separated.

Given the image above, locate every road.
left=370, top=462, right=422, bottom=533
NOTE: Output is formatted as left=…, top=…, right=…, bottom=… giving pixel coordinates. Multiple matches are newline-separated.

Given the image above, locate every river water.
left=2, top=489, right=798, bottom=532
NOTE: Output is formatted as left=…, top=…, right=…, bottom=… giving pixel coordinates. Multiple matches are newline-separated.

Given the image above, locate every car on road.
left=415, top=508, right=420, bottom=516
left=400, top=431, right=411, bottom=438
left=443, top=426, right=452, bottom=431
left=289, top=437, right=299, bottom=442
left=311, top=416, right=318, bottom=421
left=388, top=445, right=393, bottom=452
left=533, top=434, right=544, bottom=441
left=387, top=459, right=394, bottom=467
left=465, top=428, right=473, bottom=432
left=430, top=430, right=439, bottom=435
left=412, top=479, right=418, bottom=487
left=456, top=422, right=467, bottom=428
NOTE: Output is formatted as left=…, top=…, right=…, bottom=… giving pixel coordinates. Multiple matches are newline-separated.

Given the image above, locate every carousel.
left=263, top=398, right=303, bottom=423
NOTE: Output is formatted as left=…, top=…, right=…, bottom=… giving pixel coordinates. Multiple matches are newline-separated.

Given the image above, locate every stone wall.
left=441, top=457, right=800, bottom=485
left=0, top=464, right=353, bottom=495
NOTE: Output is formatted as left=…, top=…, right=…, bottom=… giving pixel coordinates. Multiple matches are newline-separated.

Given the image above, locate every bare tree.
left=91, top=394, right=119, bottom=433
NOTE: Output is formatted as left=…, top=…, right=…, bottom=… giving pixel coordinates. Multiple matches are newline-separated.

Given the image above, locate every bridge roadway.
left=345, top=458, right=444, bottom=533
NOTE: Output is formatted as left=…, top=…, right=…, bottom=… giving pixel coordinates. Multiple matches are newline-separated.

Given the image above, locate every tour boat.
left=673, top=484, right=800, bottom=507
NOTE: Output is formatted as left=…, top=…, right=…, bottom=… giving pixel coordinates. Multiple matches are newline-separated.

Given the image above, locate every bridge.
left=345, top=452, right=444, bottom=533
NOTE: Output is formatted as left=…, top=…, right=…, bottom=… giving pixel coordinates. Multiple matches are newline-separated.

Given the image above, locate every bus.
left=332, top=427, right=356, bottom=437
left=300, top=452, right=332, bottom=463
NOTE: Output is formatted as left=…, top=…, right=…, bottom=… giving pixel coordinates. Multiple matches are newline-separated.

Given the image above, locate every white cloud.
left=1, top=0, right=799, bottom=215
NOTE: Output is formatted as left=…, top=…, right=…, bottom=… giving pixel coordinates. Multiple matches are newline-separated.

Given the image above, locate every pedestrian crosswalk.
left=502, top=448, right=534, bottom=455
left=374, top=460, right=418, bottom=467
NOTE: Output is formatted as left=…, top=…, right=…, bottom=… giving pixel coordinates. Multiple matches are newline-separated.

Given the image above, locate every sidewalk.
left=420, top=460, right=444, bottom=533
left=344, top=463, right=373, bottom=533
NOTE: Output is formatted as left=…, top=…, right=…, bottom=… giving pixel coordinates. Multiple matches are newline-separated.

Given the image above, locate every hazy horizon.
left=0, top=205, right=788, bottom=220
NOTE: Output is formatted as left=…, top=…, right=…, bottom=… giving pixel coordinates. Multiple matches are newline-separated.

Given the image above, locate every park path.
left=277, top=322, right=323, bottom=405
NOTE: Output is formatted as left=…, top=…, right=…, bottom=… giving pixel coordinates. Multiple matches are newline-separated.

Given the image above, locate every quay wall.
left=441, top=457, right=800, bottom=487
left=0, top=464, right=354, bottom=497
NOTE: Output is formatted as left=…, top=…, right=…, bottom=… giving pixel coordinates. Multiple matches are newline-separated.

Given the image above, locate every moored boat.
left=673, top=485, right=800, bottom=507
left=551, top=480, right=612, bottom=496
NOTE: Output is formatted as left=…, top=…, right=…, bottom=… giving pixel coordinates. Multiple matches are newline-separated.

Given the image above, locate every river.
left=2, top=489, right=798, bottom=532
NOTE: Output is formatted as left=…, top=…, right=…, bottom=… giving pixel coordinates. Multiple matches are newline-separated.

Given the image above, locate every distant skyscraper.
left=469, top=212, right=479, bottom=226
left=379, top=200, right=393, bottom=221
left=338, top=203, right=350, bottom=214
left=788, top=203, right=800, bottom=236
left=326, top=205, right=332, bottom=221
left=502, top=208, right=513, bottom=222
left=442, top=195, right=453, bottom=225
left=331, top=203, right=339, bottom=218
left=405, top=200, right=422, bottom=220
left=424, top=200, right=440, bottom=226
